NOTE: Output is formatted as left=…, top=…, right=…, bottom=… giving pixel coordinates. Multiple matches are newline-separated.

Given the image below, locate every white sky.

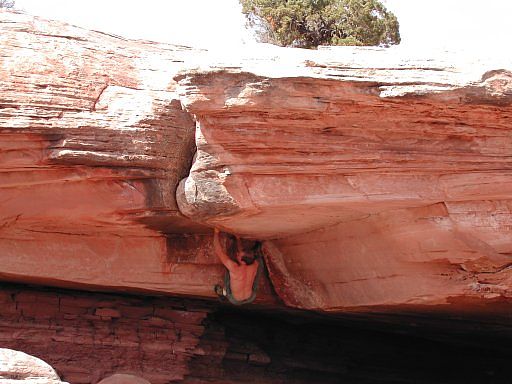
left=14, top=0, right=512, bottom=49
left=383, top=0, right=512, bottom=48
left=15, top=0, right=253, bottom=47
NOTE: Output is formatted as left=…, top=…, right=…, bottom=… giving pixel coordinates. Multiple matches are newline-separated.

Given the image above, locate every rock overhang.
left=1, top=9, right=512, bottom=314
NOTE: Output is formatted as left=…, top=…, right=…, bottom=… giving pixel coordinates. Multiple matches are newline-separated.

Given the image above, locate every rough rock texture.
left=176, top=54, right=512, bottom=311
left=3, top=284, right=512, bottom=384
left=0, top=10, right=277, bottom=305
left=2, top=10, right=512, bottom=315
left=0, top=348, right=67, bottom=384
left=0, top=284, right=209, bottom=383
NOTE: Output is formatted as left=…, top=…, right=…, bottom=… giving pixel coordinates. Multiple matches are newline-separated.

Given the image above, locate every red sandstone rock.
left=176, top=56, right=512, bottom=310
left=0, top=11, right=277, bottom=306
left=0, top=287, right=211, bottom=383
left=2, top=10, right=512, bottom=314
left=0, top=10, right=200, bottom=294
left=5, top=285, right=512, bottom=384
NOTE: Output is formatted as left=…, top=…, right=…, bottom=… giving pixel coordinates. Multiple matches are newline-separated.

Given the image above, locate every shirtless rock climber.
left=213, top=228, right=262, bottom=305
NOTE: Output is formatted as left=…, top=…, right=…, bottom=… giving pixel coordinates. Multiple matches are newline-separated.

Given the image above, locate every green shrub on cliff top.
left=240, top=0, right=400, bottom=48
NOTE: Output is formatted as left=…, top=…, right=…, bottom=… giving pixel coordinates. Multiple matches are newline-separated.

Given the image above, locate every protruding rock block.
left=263, top=202, right=512, bottom=310
left=2, top=10, right=512, bottom=313
left=0, top=11, right=228, bottom=301
left=176, top=67, right=512, bottom=237
left=0, top=10, right=198, bottom=228
left=176, top=52, right=512, bottom=311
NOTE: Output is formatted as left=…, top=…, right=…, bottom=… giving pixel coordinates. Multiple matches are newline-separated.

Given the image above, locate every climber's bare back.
left=226, top=260, right=260, bottom=302
left=213, top=228, right=260, bottom=303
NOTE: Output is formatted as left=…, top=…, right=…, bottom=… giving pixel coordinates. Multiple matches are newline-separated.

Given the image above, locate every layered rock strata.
left=2, top=284, right=512, bottom=384
left=0, top=284, right=208, bottom=383
left=176, top=56, right=512, bottom=311
left=1, top=10, right=512, bottom=314
left=0, top=11, right=276, bottom=304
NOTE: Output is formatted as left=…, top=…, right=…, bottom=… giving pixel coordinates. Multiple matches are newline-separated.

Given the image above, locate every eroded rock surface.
left=0, top=348, right=67, bottom=383
left=0, top=10, right=278, bottom=305
left=176, top=53, right=512, bottom=310
left=3, top=284, right=512, bottom=384
left=1, top=10, right=512, bottom=314
left=0, top=10, right=199, bottom=294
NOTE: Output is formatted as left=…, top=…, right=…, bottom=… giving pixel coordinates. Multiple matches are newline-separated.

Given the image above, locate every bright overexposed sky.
left=14, top=0, right=512, bottom=49
left=15, top=0, right=253, bottom=47
left=383, top=0, right=512, bottom=48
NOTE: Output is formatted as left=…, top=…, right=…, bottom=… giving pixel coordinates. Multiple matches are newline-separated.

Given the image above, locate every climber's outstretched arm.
left=213, top=228, right=238, bottom=271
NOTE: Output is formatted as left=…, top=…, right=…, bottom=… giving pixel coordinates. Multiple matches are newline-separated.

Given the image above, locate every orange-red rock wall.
left=0, top=283, right=209, bottom=383
left=3, top=283, right=512, bottom=384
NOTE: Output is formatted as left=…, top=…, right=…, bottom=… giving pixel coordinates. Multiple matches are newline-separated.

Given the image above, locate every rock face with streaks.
left=1, top=9, right=512, bottom=316
left=0, top=10, right=277, bottom=305
left=176, top=57, right=512, bottom=311
left=4, top=284, right=512, bottom=384
left=0, top=10, right=198, bottom=293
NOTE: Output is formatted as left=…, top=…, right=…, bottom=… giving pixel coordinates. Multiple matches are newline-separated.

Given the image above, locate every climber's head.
left=224, top=233, right=260, bottom=265
left=236, top=238, right=260, bottom=265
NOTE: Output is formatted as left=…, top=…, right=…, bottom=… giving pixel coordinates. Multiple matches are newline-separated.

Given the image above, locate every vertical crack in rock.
left=3, top=10, right=512, bottom=313
left=173, top=63, right=512, bottom=310
left=176, top=146, right=242, bottom=222
left=174, top=70, right=277, bottom=228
